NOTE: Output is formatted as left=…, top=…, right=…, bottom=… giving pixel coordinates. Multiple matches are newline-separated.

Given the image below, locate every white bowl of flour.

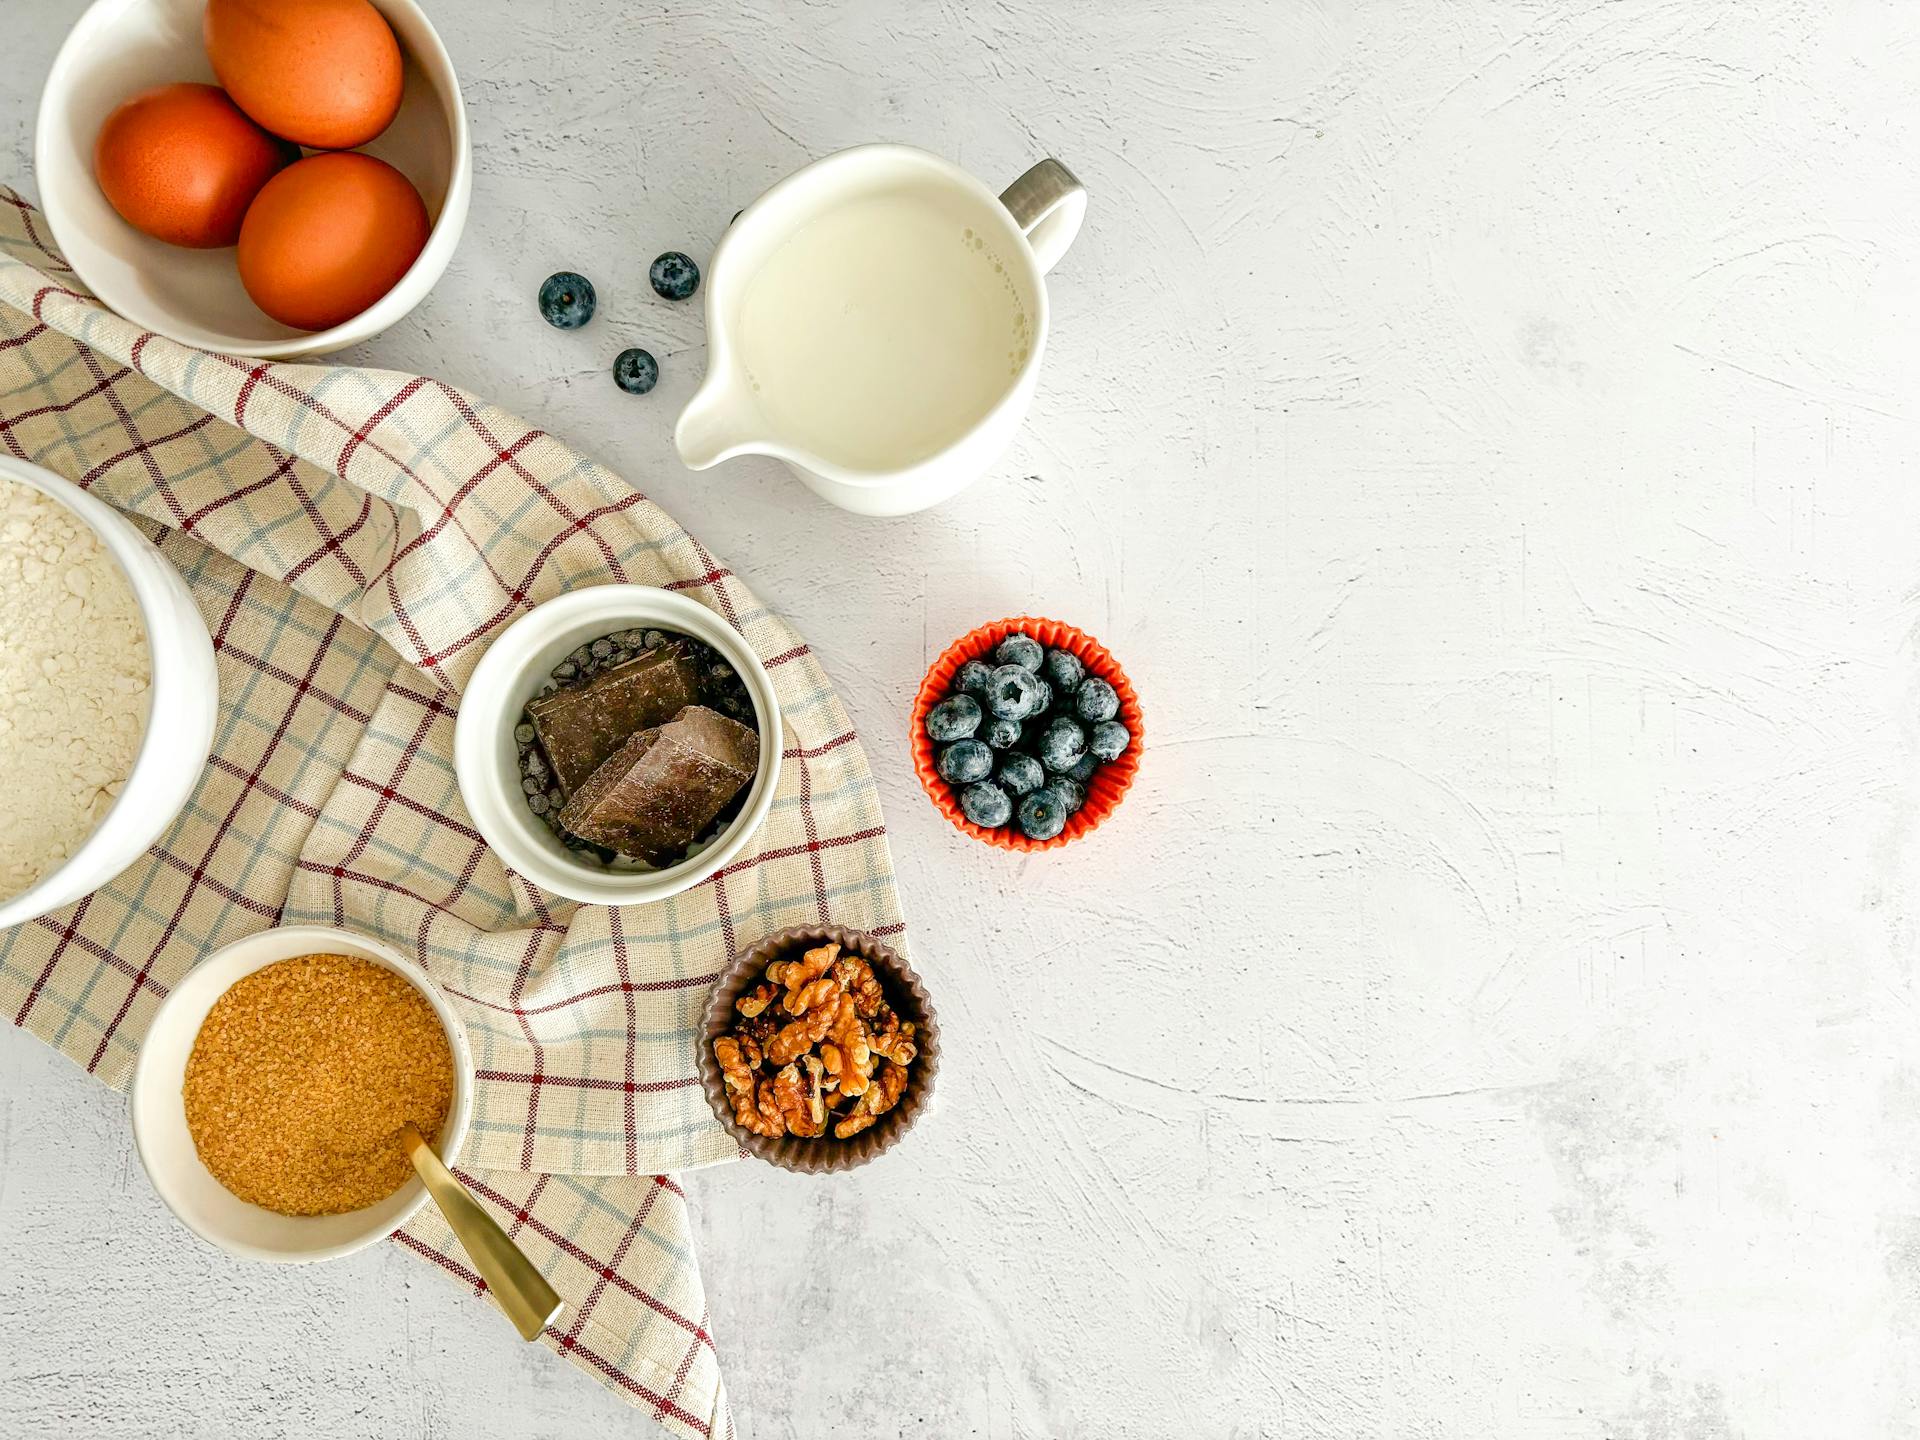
left=0, top=457, right=215, bottom=932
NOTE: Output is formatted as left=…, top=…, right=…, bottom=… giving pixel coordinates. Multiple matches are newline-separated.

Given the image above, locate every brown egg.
left=93, top=83, right=294, bottom=248
left=204, top=0, right=404, bottom=150
left=237, top=153, right=430, bottom=331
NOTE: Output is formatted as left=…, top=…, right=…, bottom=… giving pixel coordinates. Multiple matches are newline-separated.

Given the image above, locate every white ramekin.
left=453, top=586, right=784, bottom=907
left=34, top=0, right=470, bottom=359
left=129, top=924, right=474, bottom=1263
left=0, top=457, right=217, bottom=932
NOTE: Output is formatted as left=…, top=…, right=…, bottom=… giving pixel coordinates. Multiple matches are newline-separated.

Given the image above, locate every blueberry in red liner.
left=925, top=693, right=982, bottom=742
left=1039, top=715, right=1087, bottom=772
left=538, top=271, right=595, bottom=329
left=1074, top=675, right=1119, bottom=723
left=1088, top=719, right=1131, bottom=762
left=984, top=717, right=1023, bottom=749
left=1065, top=754, right=1098, bottom=785
left=960, top=780, right=1013, bottom=829
left=955, top=659, right=995, bottom=696
left=1053, top=776, right=1087, bottom=814
left=1043, top=648, right=1085, bottom=693
left=613, top=348, right=659, bottom=394
left=997, top=752, right=1045, bottom=797
left=937, top=738, right=993, bottom=784
left=987, top=663, right=1045, bottom=720
left=649, top=251, right=701, bottom=300
left=1017, top=785, right=1069, bottom=841
left=995, top=632, right=1044, bottom=672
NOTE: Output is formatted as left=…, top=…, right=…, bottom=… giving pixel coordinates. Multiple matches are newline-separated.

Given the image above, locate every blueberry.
left=1039, top=715, right=1087, bottom=772
left=612, top=347, right=659, bottom=395
left=649, top=251, right=701, bottom=301
left=937, top=739, right=993, bottom=784
left=925, top=694, right=982, bottom=742
left=1017, top=786, right=1069, bottom=841
left=1066, top=754, right=1098, bottom=784
left=1089, top=719, right=1131, bottom=761
left=1029, top=677, right=1053, bottom=716
left=997, top=752, right=1045, bottom=797
left=985, top=717, right=1023, bottom=749
left=1043, top=648, right=1084, bottom=693
left=1053, top=776, right=1087, bottom=814
left=995, top=632, right=1044, bottom=672
left=987, top=664, right=1045, bottom=720
left=955, top=659, right=995, bottom=696
left=960, top=781, right=1012, bottom=828
left=538, top=271, right=595, bottom=329
left=1074, top=676, right=1119, bottom=723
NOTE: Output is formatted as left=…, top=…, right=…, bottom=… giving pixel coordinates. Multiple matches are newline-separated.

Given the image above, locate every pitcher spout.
left=674, top=375, right=760, bottom=471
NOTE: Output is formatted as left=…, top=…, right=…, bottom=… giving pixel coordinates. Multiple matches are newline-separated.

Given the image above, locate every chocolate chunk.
left=557, top=705, right=760, bottom=865
left=527, top=645, right=703, bottom=797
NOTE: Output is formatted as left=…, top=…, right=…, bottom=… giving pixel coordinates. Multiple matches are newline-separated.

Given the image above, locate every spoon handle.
left=401, top=1123, right=563, bottom=1341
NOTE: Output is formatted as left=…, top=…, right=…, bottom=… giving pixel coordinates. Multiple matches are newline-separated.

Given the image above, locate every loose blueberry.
left=955, top=659, right=996, bottom=697
left=1017, top=786, right=1069, bottom=841
left=985, top=717, right=1023, bottom=749
left=926, top=694, right=983, bottom=742
left=937, top=738, right=993, bottom=784
left=1043, top=648, right=1085, bottom=693
left=1075, top=676, right=1120, bottom=723
left=997, top=752, right=1045, bottom=797
left=538, top=271, right=595, bottom=329
left=1029, top=677, right=1053, bottom=716
left=650, top=251, right=701, bottom=301
left=613, top=347, right=659, bottom=395
left=1053, top=776, right=1087, bottom=814
left=995, top=632, right=1044, bottom=672
left=960, top=780, right=1013, bottom=829
left=987, top=664, right=1045, bottom=720
left=1066, top=754, right=1098, bottom=784
left=1039, top=715, right=1087, bottom=772
left=1089, top=719, right=1131, bottom=762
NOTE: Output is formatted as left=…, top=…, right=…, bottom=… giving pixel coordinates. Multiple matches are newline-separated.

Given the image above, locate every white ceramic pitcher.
left=674, top=144, right=1086, bottom=517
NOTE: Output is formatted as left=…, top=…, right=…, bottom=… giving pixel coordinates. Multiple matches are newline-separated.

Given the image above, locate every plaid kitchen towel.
left=0, top=187, right=907, bottom=1440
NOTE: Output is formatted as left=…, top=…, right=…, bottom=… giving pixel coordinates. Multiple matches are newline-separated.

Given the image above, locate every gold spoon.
left=399, top=1122, right=563, bottom=1340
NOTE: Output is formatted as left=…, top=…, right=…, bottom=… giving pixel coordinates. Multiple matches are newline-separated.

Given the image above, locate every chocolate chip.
left=522, top=775, right=543, bottom=795
left=528, top=794, right=549, bottom=815
left=514, top=722, right=535, bottom=745
left=590, top=639, right=613, bottom=658
left=553, top=661, right=578, bottom=681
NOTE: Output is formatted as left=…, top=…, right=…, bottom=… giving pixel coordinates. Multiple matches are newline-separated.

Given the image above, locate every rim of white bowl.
left=128, top=924, right=475, bottom=1263
left=33, top=0, right=471, bottom=359
left=453, top=587, right=784, bottom=907
left=0, top=456, right=216, bottom=932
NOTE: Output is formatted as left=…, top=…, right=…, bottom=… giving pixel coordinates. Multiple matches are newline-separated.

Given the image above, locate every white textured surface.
left=7, top=1, right=1920, bottom=1435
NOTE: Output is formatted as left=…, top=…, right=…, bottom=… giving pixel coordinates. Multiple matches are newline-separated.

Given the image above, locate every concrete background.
left=7, top=0, right=1920, bottom=1434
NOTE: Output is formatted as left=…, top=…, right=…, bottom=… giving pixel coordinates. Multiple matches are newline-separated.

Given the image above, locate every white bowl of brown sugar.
left=129, top=924, right=472, bottom=1263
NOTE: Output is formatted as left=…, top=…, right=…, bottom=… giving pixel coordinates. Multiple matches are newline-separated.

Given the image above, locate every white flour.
left=0, top=476, right=151, bottom=900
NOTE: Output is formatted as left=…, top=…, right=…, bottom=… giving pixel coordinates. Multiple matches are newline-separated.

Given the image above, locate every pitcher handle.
left=1000, top=159, right=1086, bottom=276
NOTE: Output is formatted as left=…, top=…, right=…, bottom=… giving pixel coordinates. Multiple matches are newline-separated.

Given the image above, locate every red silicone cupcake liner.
left=911, top=616, right=1143, bottom=852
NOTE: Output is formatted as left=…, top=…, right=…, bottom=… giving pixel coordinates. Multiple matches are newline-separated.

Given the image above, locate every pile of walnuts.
left=713, top=940, right=918, bottom=1140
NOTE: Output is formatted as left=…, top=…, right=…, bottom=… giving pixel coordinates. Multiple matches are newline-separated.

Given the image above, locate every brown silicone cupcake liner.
left=699, top=924, right=938, bottom=1174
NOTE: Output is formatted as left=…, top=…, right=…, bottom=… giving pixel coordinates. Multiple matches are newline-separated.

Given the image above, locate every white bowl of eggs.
left=34, top=0, right=469, bottom=358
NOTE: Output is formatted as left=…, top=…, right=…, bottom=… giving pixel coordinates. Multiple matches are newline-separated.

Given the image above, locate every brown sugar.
left=183, top=953, right=455, bottom=1217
